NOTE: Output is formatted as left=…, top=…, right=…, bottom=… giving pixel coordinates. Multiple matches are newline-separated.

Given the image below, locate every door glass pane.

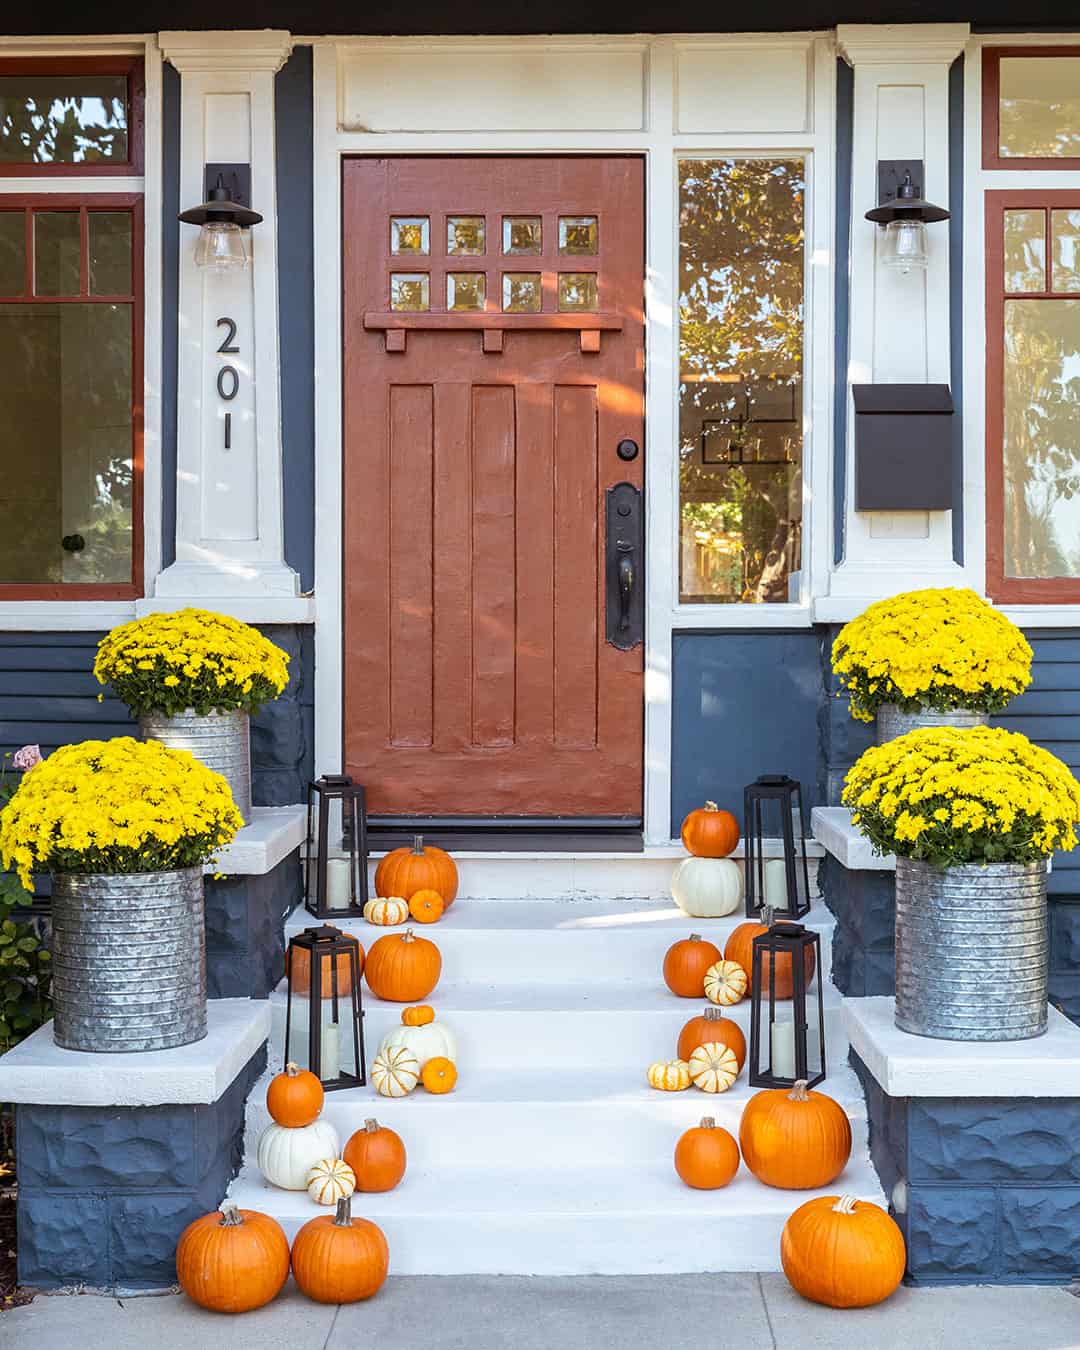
left=1004, top=209, right=1046, bottom=293
left=390, top=273, right=429, bottom=311
left=390, top=217, right=429, bottom=255
left=447, top=272, right=485, bottom=311
left=557, top=273, right=597, bottom=312
left=0, top=74, right=128, bottom=164
left=88, top=212, right=131, bottom=296
left=0, top=303, right=133, bottom=583
left=447, top=216, right=485, bottom=255
left=35, top=212, right=80, bottom=296
left=999, top=57, right=1080, bottom=159
left=1003, top=298, right=1080, bottom=578
left=678, top=158, right=805, bottom=604
left=0, top=213, right=24, bottom=296
left=503, top=217, right=542, bottom=255
left=503, top=272, right=542, bottom=313
left=1052, top=210, right=1080, bottom=293
left=559, top=216, right=598, bottom=255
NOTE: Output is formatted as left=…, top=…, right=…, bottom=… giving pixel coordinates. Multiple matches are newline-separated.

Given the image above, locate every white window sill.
left=0, top=596, right=316, bottom=629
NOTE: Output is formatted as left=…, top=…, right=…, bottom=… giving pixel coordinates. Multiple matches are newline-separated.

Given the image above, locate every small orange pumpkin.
left=724, top=921, right=815, bottom=1001
left=781, top=1195, right=906, bottom=1308
left=677, top=1006, right=746, bottom=1071
left=662, top=933, right=723, bottom=998
left=375, top=835, right=459, bottom=908
left=365, top=928, right=442, bottom=1003
left=285, top=940, right=362, bottom=998
left=265, top=1061, right=324, bottom=1128
left=290, top=1197, right=389, bottom=1304
left=674, top=1117, right=741, bottom=1189
left=402, top=1005, right=435, bottom=1026
left=409, top=888, right=445, bottom=924
left=739, top=1079, right=852, bottom=1190
left=176, top=1202, right=290, bottom=1314
left=681, top=801, right=740, bottom=857
left=421, top=1056, right=457, bottom=1094
left=343, top=1117, right=407, bottom=1193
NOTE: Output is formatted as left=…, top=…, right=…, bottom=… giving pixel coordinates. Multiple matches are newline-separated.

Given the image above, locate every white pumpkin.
left=371, top=1044, right=421, bottom=1098
left=364, top=896, right=409, bottom=926
left=306, top=1157, right=356, bottom=1206
left=377, top=1018, right=457, bottom=1070
left=257, top=1118, right=340, bottom=1191
left=672, top=857, right=744, bottom=918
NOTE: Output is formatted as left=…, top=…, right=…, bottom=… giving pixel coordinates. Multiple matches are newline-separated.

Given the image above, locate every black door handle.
left=617, top=545, right=635, bottom=632
left=605, top=482, right=643, bottom=650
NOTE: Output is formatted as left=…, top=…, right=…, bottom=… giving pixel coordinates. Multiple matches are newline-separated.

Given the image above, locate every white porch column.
left=154, top=31, right=298, bottom=601
left=826, top=24, right=971, bottom=609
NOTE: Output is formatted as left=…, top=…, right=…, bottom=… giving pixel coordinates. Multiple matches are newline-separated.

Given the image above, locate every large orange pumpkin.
left=663, top=934, right=722, bottom=998
left=375, top=835, right=459, bottom=908
left=677, top=1006, right=746, bottom=1071
left=365, top=927, right=442, bottom=1002
left=285, top=940, right=362, bottom=998
left=674, top=1117, right=741, bottom=1190
left=680, top=801, right=740, bottom=857
left=781, top=1195, right=906, bottom=1308
left=739, top=1080, right=852, bottom=1190
left=175, top=1202, right=290, bottom=1314
left=723, top=922, right=815, bottom=1001
left=290, top=1196, right=389, bottom=1304
left=265, top=1061, right=323, bottom=1127
left=342, top=1117, right=407, bottom=1193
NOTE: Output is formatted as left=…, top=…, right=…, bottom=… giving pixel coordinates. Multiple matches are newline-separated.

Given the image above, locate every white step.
left=244, top=1061, right=870, bottom=1170
left=284, top=897, right=835, bottom=988
left=227, top=1155, right=886, bottom=1274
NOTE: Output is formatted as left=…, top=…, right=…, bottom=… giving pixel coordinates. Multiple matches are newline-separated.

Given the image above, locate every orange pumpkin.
left=285, top=940, right=362, bottom=998
left=290, top=1197, right=389, bottom=1304
left=375, top=835, right=459, bottom=908
left=409, top=888, right=445, bottom=924
left=662, top=933, right=723, bottom=998
left=723, top=922, right=815, bottom=1001
left=342, top=1117, right=407, bottom=1193
left=674, top=1117, right=741, bottom=1190
left=176, top=1202, right=290, bottom=1314
left=781, top=1195, right=906, bottom=1308
left=265, top=1061, right=324, bottom=1127
left=681, top=801, right=740, bottom=857
left=402, top=1004, right=435, bottom=1026
left=365, top=927, right=442, bottom=1002
left=677, top=1006, right=746, bottom=1071
left=739, top=1079, right=852, bottom=1190
left=422, top=1056, right=457, bottom=1094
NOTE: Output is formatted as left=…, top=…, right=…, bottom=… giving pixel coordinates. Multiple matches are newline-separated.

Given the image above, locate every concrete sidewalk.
left=2, top=1275, right=1079, bottom=1350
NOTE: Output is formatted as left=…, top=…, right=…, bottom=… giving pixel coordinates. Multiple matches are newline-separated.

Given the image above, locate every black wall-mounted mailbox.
left=853, top=383, right=954, bottom=511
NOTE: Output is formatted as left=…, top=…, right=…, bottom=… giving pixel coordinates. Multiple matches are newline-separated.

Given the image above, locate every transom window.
left=983, top=48, right=1080, bottom=169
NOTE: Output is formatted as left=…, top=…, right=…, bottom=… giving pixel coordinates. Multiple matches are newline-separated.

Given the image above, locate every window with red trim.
left=983, top=48, right=1080, bottom=171
left=986, top=191, right=1080, bottom=603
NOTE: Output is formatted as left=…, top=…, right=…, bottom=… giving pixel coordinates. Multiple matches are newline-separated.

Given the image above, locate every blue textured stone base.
left=204, top=851, right=301, bottom=1000
left=852, top=1048, right=1080, bottom=1284
left=16, top=1045, right=265, bottom=1291
left=819, top=854, right=896, bottom=996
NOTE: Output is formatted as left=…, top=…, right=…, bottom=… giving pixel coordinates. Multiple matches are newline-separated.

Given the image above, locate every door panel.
left=343, top=156, right=644, bottom=817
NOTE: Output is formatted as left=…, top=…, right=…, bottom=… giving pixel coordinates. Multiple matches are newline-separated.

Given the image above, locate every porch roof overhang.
left=5, top=2, right=1077, bottom=35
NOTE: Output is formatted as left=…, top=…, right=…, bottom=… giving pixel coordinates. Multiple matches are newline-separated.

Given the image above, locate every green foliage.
left=0, top=875, right=50, bottom=1056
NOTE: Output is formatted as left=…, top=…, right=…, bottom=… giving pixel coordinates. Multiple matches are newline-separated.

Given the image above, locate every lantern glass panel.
left=744, top=776, right=811, bottom=919
left=285, top=928, right=366, bottom=1090
left=748, top=921, right=825, bottom=1090
left=305, top=776, right=368, bottom=919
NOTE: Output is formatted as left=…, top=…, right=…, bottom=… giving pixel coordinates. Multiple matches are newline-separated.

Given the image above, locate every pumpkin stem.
left=704, top=1006, right=723, bottom=1021
left=831, top=1195, right=858, bottom=1216
left=689, top=933, right=702, bottom=943
left=700, top=1117, right=716, bottom=1129
left=401, top=928, right=416, bottom=943
left=788, top=1079, right=810, bottom=1102
left=412, top=835, right=425, bottom=855
left=218, top=1202, right=244, bottom=1227
left=704, top=800, right=718, bottom=811
left=364, top=1118, right=379, bottom=1133
left=284, top=1061, right=300, bottom=1077
left=333, top=1196, right=353, bottom=1227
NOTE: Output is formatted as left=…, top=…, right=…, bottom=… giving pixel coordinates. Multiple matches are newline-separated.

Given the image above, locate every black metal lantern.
left=284, top=925, right=366, bottom=1091
left=178, top=169, right=263, bottom=271
left=748, top=915, right=825, bottom=1090
left=744, top=774, right=811, bottom=920
left=305, top=774, right=369, bottom=919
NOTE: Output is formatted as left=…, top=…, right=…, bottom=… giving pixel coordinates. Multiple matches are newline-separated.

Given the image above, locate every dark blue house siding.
left=0, top=626, right=313, bottom=808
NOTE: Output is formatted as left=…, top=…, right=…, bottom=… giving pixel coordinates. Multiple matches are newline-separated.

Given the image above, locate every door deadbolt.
left=616, top=438, right=639, bottom=462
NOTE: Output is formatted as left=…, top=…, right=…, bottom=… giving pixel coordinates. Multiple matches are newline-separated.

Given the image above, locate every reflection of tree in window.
left=0, top=78, right=127, bottom=163
left=678, top=159, right=804, bottom=603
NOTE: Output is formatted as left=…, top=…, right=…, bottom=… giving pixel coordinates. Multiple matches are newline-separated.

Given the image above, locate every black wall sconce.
left=865, top=160, right=950, bottom=274
left=178, top=163, right=262, bottom=271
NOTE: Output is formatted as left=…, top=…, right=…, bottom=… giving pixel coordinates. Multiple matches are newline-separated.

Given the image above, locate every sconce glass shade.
left=194, top=221, right=249, bottom=271
left=880, top=218, right=929, bottom=273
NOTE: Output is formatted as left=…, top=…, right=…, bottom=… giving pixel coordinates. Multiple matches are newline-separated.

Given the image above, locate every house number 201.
left=216, top=316, right=240, bottom=450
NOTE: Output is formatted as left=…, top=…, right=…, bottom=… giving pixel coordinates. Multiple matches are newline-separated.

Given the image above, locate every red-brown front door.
left=342, top=156, right=645, bottom=818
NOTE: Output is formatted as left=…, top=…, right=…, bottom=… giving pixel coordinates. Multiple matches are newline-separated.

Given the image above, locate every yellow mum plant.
left=842, top=726, right=1080, bottom=869
left=831, top=588, right=1032, bottom=723
left=95, top=608, right=290, bottom=718
left=0, top=738, right=243, bottom=890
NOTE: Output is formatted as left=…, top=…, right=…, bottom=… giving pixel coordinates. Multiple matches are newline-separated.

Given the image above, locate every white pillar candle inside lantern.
left=763, top=858, right=790, bottom=909
left=325, top=857, right=352, bottom=910
left=771, top=1019, right=797, bottom=1079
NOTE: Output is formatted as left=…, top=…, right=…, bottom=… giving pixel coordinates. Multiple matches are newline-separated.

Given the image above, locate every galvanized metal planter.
left=139, top=707, right=251, bottom=822
left=894, top=858, right=1048, bottom=1041
left=876, top=703, right=989, bottom=745
left=50, top=868, right=207, bottom=1052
